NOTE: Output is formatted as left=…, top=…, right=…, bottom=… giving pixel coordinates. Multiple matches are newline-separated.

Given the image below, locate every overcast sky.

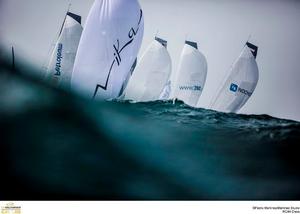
left=1, top=0, right=300, bottom=121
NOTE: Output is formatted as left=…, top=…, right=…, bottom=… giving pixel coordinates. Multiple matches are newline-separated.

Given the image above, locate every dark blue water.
left=1, top=62, right=300, bottom=200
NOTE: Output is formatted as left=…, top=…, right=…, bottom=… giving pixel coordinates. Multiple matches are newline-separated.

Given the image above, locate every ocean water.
left=1, top=62, right=300, bottom=200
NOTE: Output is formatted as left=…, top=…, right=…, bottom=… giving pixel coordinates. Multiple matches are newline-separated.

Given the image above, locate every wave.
left=117, top=99, right=300, bottom=139
left=1, top=60, right=300, bottom=200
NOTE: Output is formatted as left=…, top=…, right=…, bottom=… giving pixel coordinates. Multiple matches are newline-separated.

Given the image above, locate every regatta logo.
left=179, top=85, right=202, bottom=91
left=1, top=203, right=21, bottom=214
left=93, top=10, right=143, bottom=98
left=230, top=83, right=252, bottom=97
left=55, top=43, right=63, bottom=76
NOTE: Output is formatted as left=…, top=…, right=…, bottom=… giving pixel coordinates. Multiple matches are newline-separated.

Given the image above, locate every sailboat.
left=173, top=40, right=207, bottom=107
left=211, top=42, right=259, bottom=113
left=124, top=36, right=172, bottom=102
left=45, top=11, right=83, bottom=88
left=71, top=0, right=144, bottom=100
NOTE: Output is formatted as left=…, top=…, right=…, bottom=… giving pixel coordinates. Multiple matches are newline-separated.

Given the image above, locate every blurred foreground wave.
left=0, top=60, right=300, bottom=200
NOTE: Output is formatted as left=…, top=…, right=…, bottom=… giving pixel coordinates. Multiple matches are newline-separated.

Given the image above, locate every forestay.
left=211, top=42, right=259, bottom=113
left=173, top=41, right=207, bottom=107
left=71, top=0, right=144, bottom=100
left=124, top=37, right=172, bottom=102
left=45, top=12, right=83, bottom=88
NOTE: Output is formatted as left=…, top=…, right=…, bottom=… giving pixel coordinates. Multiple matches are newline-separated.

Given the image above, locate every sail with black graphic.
left=71, top=0, right=144, bottom=100
left=45, top=12, right=83, bottom=88
left=124, top=37, right=172, bottom=102
left=173, top=41, right=207, bottom=107
left=211, top=42, right=259, bottom=113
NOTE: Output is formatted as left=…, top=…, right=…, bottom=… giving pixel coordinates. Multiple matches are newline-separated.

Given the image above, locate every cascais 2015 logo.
left=1, top=203, right=21, bottom=214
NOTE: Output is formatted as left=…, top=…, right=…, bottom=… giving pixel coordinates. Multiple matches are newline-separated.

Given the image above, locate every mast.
left=11, top=46, right=15, bottom=72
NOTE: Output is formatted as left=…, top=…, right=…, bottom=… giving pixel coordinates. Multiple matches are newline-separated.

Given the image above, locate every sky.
left=1, top=0, right=300, bottom=121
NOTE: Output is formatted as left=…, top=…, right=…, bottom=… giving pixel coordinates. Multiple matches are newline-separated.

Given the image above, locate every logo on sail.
left=230, top=83, right=252, bottom=97
left=230, top=83, right=238, bottom=92
left=1, top=203, right=21, bottom=214
left=55, top=43, right=63, bottom=76
left=93, top=10, right=143, bottom=98
left=179, top=85, right=202, bottom=91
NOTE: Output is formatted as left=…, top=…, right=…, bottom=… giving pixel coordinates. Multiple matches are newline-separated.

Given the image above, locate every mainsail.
left=45, top=12, right=83, bottom=88
left=173, top=41, right=207, bottom=107
left=124, top=37, right=172, bottom=102
left=71, top=0, right=144, bottom=100
left=211, top=42, right=259, bottom=113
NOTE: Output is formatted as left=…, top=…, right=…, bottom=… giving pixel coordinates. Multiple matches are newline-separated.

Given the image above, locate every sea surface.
left=1, top=62, right=300, bottom=200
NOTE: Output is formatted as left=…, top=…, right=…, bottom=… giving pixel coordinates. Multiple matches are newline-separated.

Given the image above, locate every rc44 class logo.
left=1, top=203, right=21, bottom=214
left=230, top=83, right=238, bottom=92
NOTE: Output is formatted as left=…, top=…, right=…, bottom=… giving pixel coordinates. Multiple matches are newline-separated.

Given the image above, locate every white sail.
left=71, top=0, right=144, bottom=100
left=159, top=80, right=172, bottom=100
left=173, top=41, right=207, bottom=107
left=124, top=37, right=172, bottom=102
left=45, top=12, right=83, bottom=88
left=211, top=42, right=259, bottom=113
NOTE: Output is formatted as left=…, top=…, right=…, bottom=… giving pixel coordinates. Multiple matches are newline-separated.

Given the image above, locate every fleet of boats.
left=45, top=0, right=259, bottom=114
